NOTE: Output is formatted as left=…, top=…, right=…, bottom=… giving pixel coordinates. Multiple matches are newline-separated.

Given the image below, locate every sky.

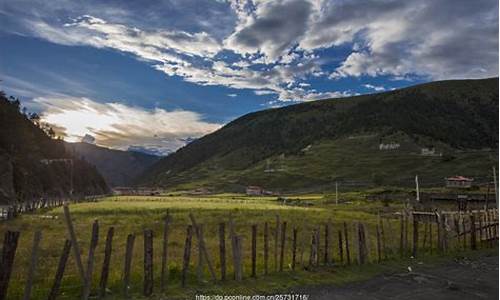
left=0, top=0, right=498, bottom=155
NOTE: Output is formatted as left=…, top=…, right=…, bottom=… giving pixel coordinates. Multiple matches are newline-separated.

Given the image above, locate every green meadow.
left=0, top=194, right=490, bottom=299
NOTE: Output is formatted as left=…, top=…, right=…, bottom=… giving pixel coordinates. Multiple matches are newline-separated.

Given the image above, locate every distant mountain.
left=0, top=92, right=109, bottom=204
left=139, top=78, right=499, bottom=192
left=66, top=142, right=161, bottom=187
left=128, top=145, right=170, bottom=157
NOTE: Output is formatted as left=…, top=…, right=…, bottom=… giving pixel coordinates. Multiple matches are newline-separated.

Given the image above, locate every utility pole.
left=415, top=175, right=420, bottom=202
left=335, top=181, right=338, bottom=205
left=493, top=166, right=498, bottom=208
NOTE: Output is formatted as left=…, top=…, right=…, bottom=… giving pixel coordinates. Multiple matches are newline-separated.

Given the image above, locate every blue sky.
left=0, top=0, right=498, bottom=155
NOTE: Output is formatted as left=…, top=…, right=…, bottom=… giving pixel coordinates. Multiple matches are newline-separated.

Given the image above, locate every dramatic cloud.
left=314, top=0, right=499, bottom=79
left=224, top=0, right=312, bottom=62
left=33, top=96, right=221, bottom=154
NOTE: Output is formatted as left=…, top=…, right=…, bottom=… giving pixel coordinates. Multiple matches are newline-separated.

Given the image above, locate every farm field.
left=0, top=194, right=495, bottom=300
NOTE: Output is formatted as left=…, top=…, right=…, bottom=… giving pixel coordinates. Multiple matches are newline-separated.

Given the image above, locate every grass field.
left=0, top=193, right=488, bottom=299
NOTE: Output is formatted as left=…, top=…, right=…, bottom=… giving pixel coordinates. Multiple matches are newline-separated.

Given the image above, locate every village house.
left=445, top=176, right=474, bottom=188
left=421, top=147, right=442, bottom=157
left=379, top=143, right=400, bottom=150
left=246, top=186, right=263, bottom=195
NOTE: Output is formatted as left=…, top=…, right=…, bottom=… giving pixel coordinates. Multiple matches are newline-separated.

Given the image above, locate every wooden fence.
left=0, top=195, right=109, bottom=221
left=0, top=206, right=498, bottom=300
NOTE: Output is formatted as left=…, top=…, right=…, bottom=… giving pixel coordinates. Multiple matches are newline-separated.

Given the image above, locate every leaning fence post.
left=143, top=229, right=154, bottom=297
left=219, top=223, right=226, bottom=281
left=181, top=225, right=193, bottom=287
left=99, top=227, right=114, bottom=299
left=23, top=231, right=42, bottom=300
left=279, top=221, right=287, bottom=272
left=47, top=240, right=72, bottom=300
left=189, top=214, right=217, bottom=281
left=63, top=204, right=86, bottom=285
left=251, top=225, right=257, bottom=278
left=0, top=231, right=20, bottom=300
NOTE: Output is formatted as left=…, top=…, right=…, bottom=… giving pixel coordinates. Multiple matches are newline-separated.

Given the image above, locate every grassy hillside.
left=140, top=78, right=498, bottom=192
left=65, top=142, right=160, bottom=187
left=0, top=92, right=109, bottom=204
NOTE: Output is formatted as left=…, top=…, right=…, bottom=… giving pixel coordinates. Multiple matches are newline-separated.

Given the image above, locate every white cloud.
left=33, top=96, right=221, bottom=154
left=26, top=14, right=345, bottom=102
left=363, top=84, right=386, bottom=92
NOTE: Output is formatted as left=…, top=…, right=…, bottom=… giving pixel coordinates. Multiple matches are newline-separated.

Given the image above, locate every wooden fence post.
left=291, top=228, right=297, bottom=270
left=399, top=213, right=405, bottom=257
left=274, top=215, right=280, bottom=272
left=181, top=225, right=193, bottom=287
left=309, top=229, right=316, bottom=268
left=470, top=214, right=477, bottom=250
left=412, top=214, right=419, bottom=257
left=338, top=230, right=344, bottom=265
left=219, top=223, right=226, bottom=281
left=82, top=220, right=99, bottom=300
left=405, top=212, right=410, bottom=251
left=324, top=223, right=330, bottom=265
left=279, top=222, right=287, bottom=272
left=453, top=214, right=460, bottom=249
left=376, top=224, right=381, bottom=263
left=23, top=231, right=42, bottom=300
left=143, top=229, right=153, bottom=297
left=228, top=216, right=239, bottom=280
left=343, top=222, right=350, bottom=265
left=315, top=228, right=321, bottom=266
left=234, top=236, right=243, bottom=281
left=47, top=240, right=72, bottom=300
left=196, top=224, right=205, bottom=282
left=462, top=214, right=467, bottom=249
left=160, top=213, right=171, bottom=291
left=63, top=204, right=86, bottom=285
left=479, top=214, right=484, bottom=247
left=263, top=222, right=269, bottom=275
left=251, top=225, right=257, bottom=278
left=379, top=216, right=387, bottom=259
left=189, top=214, right=217, bottom=281
left=123, top=234, right=135, bottom=298
left=0, top=231, right=20, bottom=300
left=357, top=223, right=365, bottom=265
left=99, top=227, right=114, bottom=299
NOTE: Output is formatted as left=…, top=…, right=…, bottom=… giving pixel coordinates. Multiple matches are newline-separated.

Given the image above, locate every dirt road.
left=302, top=255, right=498, bottom=300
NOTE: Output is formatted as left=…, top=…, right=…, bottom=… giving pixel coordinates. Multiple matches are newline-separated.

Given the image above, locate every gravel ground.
left=301, top=255, right=498, bottom=300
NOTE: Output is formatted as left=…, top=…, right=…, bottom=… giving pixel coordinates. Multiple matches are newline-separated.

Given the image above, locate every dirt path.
left=302, top=255, right=498, bottom=300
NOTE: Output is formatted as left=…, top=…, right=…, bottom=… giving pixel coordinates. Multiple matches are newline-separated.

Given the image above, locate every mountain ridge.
left=139, top=77, right=499, bottom=192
